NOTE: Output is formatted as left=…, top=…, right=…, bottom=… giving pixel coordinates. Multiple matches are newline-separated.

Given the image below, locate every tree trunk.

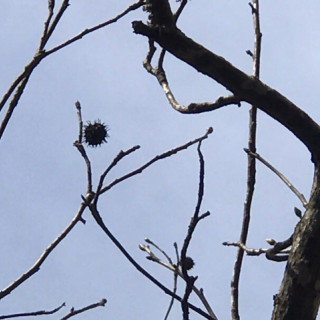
left=272, top=163, right=320, bottom=320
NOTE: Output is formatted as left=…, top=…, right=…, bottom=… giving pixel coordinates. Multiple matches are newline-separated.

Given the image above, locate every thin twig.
left=173, top=0, right=188, bottom=22
left=45, top=0, right=144, bottom=56
left=141, top=12, right=241, bottom=115
left=73, top=101, right=93, bottom=193
left=180, top=143, right=208, bottom=262
left=164, top=271, right=177, bottom=320
left=145, top=238, right=173, bottom=264
left=0, top=49, right=46, bottom=138
left=38, top=0, right=60, bottom=50
left=60, top=299, right=107, bottom=320
left=75, top=101, right=83, bottom=142
left=41, top=0, right=70, bottom=49
left=164, top=243, right=180, bottom=320
left=88, top=204, right=213, bottom=320
left=231, top=2, right=261, bottom=319
left=223, top=235, right=292, bottom=262
left=156, top=0, right=189, bottom=69
left=139, top=244, right=175, bottom=272
left=0, top=302, right=65, bottom=319
left=87, top=130, right=214, bottom=319
left=0, top=75, right=31, bottom=139
left=140, top=240, right=218, bottom=320
left=99, top=127, right=213, bottom=195
left=180, top=141, right=207, bottom=320
left=244, top=148, right=308, bottom=207
left=0, top=1, right=143, bottom=141
left=0, top=203, right=87, bottom=300
left=94, top=145, right=141, bottom=206
left=0, top=0, right=68, bottom=139
left=143, top=60, right=241, bottom=114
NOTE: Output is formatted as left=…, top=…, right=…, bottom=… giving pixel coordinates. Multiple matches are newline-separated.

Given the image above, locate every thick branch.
left=132, top=20, right=320, bottom=161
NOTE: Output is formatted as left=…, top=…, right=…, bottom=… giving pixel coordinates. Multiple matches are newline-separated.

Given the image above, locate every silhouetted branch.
left=0, top=1, right=143, bottom=141
left=179, top=141, right=208, bottom=320
left=88, top=204, right=213, bottom=320
left=0, top=0, right=69, bottom=139
left=244, top=148, right=308, bottom=207
left=230, top=2, right=261, bottom=319
left=132, top=6, right=320, bottom=162
left=94, top=145, right=141, bottom=206
left=0, top=302, right=65, bottom=319
left=139, top=239, right=218, bottom=320
left=73, top=101, right=93, bottom=194
left=45, top=0, right=144, bottom=56
left=40, top=0, right=69, bottom=50
left=99, top=127, right=213, bottom=195
left=0, top=203, right=87, bottom=300
left=60, top=299, right=107, bottom=320
left=141, top=1, right=242, bottom=115
left=223, top=235, right=292, bottom=262
left=83, top=128, right=214, bottom=319
left=144, top=238, right=174, bottom=264
left=138, top=140, right=216, bottom=319
left=38, top=0, right=56, bottom=49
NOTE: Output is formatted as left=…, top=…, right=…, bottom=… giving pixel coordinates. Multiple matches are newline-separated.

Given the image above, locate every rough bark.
left=133, top=1, right=320, bottom=319
left=272, top=165, right=320, bottom=320
left=132, top=20, right=320, bottom=162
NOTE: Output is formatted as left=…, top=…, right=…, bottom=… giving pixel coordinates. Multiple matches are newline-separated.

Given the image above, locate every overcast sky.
left=1, top=1, right=320, bottom=319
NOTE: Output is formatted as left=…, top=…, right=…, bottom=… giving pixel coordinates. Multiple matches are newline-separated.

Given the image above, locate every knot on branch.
left=142, top=0, right=175, bottom=28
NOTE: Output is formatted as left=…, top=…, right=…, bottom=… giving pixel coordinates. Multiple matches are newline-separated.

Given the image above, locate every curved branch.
left=132, top=20, right=320, bottom=162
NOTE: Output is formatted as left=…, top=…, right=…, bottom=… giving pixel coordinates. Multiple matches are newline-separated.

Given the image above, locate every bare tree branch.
left=60, top=299, right=107, bottom=320
left=0, top=203, right=87, bottom=300
left=178, top=141, right=210, bottom=320
left=142, top=1, right=242, bottom=115
left=140, top=239, right=218, bottom=320
left=98, top=127, right=213, bottom=195
left=39, top=0, right=69, bottom=50
left=94, top=145, right=141, bottom=206
left=0, top=1, right=143, bottom=141
left=142, top=32, right=241, bottom=114
left=230, top=2, right=261, bottom=319
left=132, top=4, right=320, bottom=162
left=223, top=236, right=292, bottom=262
left=38, top=0, right=56, bottom=50
left=0, top=302, right=65, bottom=319
left=73, top=101, right=93, bottom=194
left=87, top=203, right=213, bottom=320
left=244, top=148, right=308, bottom=207
left=45, top=0, right=144, bottom=56
left=83, top=128, right=214, bottom=319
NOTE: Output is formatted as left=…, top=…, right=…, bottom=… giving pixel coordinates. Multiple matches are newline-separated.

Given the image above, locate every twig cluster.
left=230, top=2, right=261, bottom=319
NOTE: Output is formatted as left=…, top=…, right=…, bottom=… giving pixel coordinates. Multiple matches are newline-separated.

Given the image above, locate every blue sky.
left=1, top=1, right=319, bottom=319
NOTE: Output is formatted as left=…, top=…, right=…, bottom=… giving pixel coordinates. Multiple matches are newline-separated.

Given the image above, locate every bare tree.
left=0, top=1, right=319, bottom=320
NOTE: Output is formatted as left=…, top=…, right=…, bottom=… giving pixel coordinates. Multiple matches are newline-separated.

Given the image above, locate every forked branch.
left=132, top=1, right=320, bottom=162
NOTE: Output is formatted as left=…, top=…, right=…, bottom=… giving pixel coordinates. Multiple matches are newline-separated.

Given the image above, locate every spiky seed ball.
left=180, top=256, right=195, bottom=271
left=84, top=120, right=109, bottom=147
